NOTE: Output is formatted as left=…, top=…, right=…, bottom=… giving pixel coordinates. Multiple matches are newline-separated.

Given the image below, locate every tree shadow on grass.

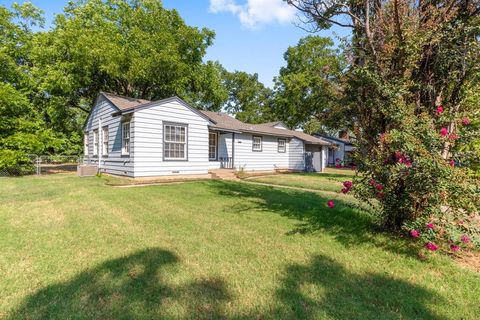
left=212, top=181, right=416, bottom=258
left=268, top=254, right=443, bottom=320
left=8, top=248, right=231, bottom=320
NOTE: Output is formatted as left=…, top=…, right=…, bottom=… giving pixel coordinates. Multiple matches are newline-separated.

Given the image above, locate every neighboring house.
left=314, top=133, right=355, bottom=167
left=83, top=92, right=331, bottom=178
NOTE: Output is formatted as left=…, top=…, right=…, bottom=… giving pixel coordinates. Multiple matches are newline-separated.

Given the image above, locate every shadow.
left=296, top=172, right=354, bottom=180
left=112, top=123, right=123, bottom=153
left=211, top=181, right=416, bottom=258
left=270, top=254, right=443, bottom=319
left=8, top=248, right=231, bottom=319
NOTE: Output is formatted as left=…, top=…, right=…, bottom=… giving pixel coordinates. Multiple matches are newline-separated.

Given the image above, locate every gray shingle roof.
left=199, top=111, right=330, bottom=145
left=100, top=92, right=330, bottom=145
left=101, top=92, right=150, bottom=110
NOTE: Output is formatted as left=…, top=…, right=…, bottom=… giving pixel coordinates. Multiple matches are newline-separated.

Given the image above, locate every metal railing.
left=219, top=157, right=233, bottom=169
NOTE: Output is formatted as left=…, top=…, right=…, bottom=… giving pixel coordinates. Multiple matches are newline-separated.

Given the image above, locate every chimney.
left=339, top=130, right=349, bottom=141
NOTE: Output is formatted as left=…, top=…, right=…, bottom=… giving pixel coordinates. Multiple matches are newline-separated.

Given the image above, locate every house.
left=314, top=133, right=355, bottom=167
left=82, top=92, right=331, bottom=178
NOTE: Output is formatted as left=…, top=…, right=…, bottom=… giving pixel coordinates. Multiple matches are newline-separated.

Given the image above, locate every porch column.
left=231, top=133, right=235, bottom=169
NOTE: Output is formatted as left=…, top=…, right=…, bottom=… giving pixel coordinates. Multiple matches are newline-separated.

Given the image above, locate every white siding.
left=84, top=97, right=134, bottom=177
left=233, top=133, right=289, bottom=171
left=321, top=146, right=328, bottom=170
left=288, top=138, right=305, bottom=171
left=218, top=132, right=233, bottom=159
left=133, top=100, right=211, bottom=177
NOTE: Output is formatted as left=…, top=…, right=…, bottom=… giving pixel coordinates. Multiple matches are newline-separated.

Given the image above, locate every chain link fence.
left=0, top=154, right=82, bottom=177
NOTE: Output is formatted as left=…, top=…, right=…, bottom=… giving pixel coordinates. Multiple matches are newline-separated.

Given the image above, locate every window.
left=93, top=130, right=98, bottom=156
left=84, top=133, right=89, bottom=156
left=102, top=126, right=109, bottom=156
left=278, top=138, right=286, bottom=153
left=252, top=136, right=262, bottom=151
left=164, top=123, right=187, bottom=160
left=122, top=122, right=130, bottom=155
left=209, top=132, right=217, bottom=160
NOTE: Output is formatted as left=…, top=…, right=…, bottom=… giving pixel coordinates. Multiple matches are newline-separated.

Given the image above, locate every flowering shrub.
left=404, top=218, right=478, bottom=254
left=347, top=107, right=480, bottom=254
left=335, top=158, right=342, bottom=168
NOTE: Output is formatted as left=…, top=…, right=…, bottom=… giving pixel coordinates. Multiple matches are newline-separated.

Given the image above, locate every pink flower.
left=341, top=188, right=349, bottom=194
left=440, top=128, right=449, bottom=137
left=369, top=179, right=376, bottom=186
left=376, top=191, right=385, bottom=199
left=375, top=183, right=384, bottom=191
left=394, top=151, right=412, bottom=166
left=450, top=244, right=460, bottom=252
left=449, top=160, right=455, bottom=167
left=343, top=181, right=353, bottom=189
left=327, top=200, right=335, bottom=208
left=410, top=230, right=420, bottom=238
left=448, top=133, right=459, bottom=140
left=425, top=242, right=438, bottom=251
left=460, top=234, right=470, bottom=244
left=426, top=223, right=435, bottom=230
left=462, top=117, right=471, bottom=126
left=436, top=105, right=444, bottom=114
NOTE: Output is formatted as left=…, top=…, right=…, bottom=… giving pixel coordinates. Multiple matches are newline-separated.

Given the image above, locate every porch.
left=208, top=130, right=235, bottom=169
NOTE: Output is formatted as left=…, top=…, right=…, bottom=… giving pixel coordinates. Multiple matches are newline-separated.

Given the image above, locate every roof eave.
left=109, top=96, right=215, bottom=124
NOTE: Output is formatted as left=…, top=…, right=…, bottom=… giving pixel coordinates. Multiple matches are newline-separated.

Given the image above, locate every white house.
left=82, top=92, right=331, bottom=178
left=314, top=133, right=355, bottom=167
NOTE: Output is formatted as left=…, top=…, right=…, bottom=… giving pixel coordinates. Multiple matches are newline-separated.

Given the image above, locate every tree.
left=0, top=3, right=66, bottom=174
left=222, top=70, right=274, bottom=124
left=273, top=36, right=345, bottom=130
left=31, top=0, right=228, bottom=137
left=286, top=0, right=480, bottom=249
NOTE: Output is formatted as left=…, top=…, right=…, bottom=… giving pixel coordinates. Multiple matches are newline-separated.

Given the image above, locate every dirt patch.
left=456, top=251, right=480, bottom=273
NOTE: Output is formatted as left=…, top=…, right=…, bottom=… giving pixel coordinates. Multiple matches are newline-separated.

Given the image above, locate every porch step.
left=209, top=169, right=238, bottom=180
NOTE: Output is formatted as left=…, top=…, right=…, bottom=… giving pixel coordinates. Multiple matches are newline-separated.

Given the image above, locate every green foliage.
left=31, top=0, right=228, bottom=130
left=0, top=4, right=68, bottom=174
left=222, top=70, right=274, bottom=123
left=0, top=0, right=232, bottom=173
left=288, top=0, right=480, bottom=250
left=274, top=36, right=345, bottom=129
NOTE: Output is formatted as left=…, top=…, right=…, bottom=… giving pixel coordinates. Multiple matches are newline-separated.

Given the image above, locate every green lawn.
left=247, top=168, right=355, bottom=193
left=1, top=174, right=479, bottom=319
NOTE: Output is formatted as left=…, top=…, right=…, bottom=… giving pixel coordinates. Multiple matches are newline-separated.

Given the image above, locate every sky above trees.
left=0, top=0, right=350, bottom=87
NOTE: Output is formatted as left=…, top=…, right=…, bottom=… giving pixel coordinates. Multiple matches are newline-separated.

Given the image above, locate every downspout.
left=232, top=133, right=235, bottom=169
left=98, top=118, right=102, bottom=170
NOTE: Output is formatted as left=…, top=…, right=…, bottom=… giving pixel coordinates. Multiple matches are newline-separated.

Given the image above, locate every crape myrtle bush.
left=346, top=110, right=480, bottom=253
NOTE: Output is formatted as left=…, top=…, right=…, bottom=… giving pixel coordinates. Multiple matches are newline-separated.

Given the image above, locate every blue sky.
left=0, top=0, right=349, bottom=87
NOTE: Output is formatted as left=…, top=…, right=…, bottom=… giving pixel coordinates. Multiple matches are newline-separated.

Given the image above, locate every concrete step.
left=77, top=165, right=98, bottom=177
left=209, top=169, right=238, bottom=180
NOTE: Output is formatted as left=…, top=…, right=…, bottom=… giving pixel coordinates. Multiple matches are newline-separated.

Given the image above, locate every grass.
left=246, top=168, right=355, bottom=193
left=0, top=174, right=479, bottom=319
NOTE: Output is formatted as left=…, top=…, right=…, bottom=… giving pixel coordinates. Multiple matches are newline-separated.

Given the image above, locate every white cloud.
left=209, top=0, right=296, bottom=29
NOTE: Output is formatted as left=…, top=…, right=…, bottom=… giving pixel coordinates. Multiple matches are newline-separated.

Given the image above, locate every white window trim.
left=102, top=126, right=109, bottom=156
left=252, top=136, right=262, bottom=152
left=209, top=132, right=217, bottom=160
left=278, top=138, right=286, bottom=153
left=84, top=133, right=89, bottom=156
left=163, top=123, right=188, bottom=161
left=93, top=129, right=98, bottom=156
left=122, top=122, right=130, bottom=156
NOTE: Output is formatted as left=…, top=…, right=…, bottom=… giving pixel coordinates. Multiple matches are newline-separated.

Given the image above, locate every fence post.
left=36, top=156, right=41, bottom=175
